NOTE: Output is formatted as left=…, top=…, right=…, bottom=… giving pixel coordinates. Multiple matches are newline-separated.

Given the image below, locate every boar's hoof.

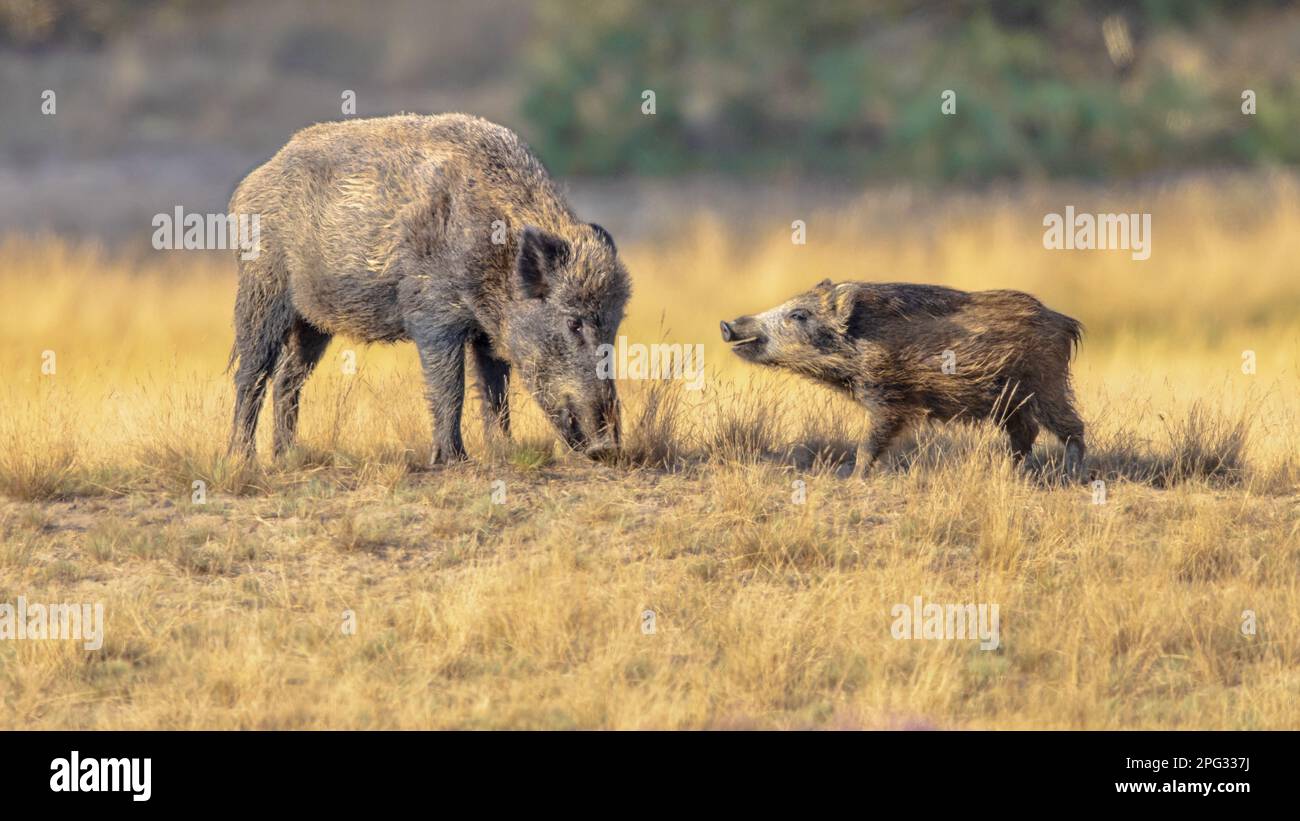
left=430, top=447, right=469, bottom=466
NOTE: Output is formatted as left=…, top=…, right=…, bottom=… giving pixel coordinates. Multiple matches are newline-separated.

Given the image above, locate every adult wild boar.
left=721, top=280, right=1086, bottom=477
left=226, top=114, right=630, bottom=462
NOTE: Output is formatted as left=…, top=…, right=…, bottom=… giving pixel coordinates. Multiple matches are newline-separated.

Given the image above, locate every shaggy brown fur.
left=227, top=113, right=631, bottom=462
left=722, top=280, right=1086, bottom=476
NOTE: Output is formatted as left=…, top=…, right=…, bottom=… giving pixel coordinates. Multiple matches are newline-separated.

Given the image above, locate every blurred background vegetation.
left=4, top=0, right=1298, bottom=179
left=521, top=0, right=1300, bottom=180
left=1, top=0, right=1297, bottom=239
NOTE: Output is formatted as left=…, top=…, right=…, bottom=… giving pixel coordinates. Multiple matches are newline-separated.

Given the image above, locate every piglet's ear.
left=814, top=278, right=838, bottom=313
left=517, top=225, right=571, bottom=300
left=830, top=284, right=871, bottom=337
left=590, top=223, right=616, bottom=254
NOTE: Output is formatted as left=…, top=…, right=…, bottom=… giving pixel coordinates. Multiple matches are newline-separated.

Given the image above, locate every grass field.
left=2, top=173, right=1299, bottom=729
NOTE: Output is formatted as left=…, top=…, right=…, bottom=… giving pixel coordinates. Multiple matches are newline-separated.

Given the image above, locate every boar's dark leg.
left=271, top=315, right=332, bottom=457
left=230, top=359, right=275, bottom=458
left=469, top=332, right=511, bottom=438
left=409, top=317, right=469, bottom=464
left=854, top=411, right=910, bottom=477
left=1002, top=411, right=1040, bottom=462
left=1037, top=394, right=1086, bottom=480
left=228, top=275, right=294, bottom=458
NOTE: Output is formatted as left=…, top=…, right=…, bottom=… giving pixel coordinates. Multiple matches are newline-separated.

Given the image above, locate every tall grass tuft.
left=1158, top=401, right=1251, bottom=486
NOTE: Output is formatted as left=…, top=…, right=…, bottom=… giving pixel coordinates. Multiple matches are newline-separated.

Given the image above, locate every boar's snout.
left=721, top=316, right=767, bottom=361
left=556, top=384, right=620, bottom=462
left=585, top=441, right=618, bottom=462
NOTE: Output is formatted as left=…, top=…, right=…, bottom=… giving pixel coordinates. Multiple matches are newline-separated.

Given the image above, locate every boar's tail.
left=1060, top=313, right=1084, bottom=360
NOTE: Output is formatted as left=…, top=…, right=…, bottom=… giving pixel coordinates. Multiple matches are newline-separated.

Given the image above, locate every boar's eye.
left=567, top=317, right=583, bottom=335
left=788, top=309, right=810, bottom=323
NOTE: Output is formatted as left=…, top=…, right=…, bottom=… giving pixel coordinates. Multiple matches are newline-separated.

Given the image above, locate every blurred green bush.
left=518, top=0, right=1300, bottom=180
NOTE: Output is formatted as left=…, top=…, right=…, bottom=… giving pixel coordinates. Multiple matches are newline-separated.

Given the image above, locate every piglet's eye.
left=788, top=309, right=810, bottom=322
left=568, top=317, right=583, bottom=334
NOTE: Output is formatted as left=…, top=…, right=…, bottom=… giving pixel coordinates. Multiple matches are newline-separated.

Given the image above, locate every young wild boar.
left=721, top=280, right=1086, bottom=477
left=226, top=114, right=630, bottom=463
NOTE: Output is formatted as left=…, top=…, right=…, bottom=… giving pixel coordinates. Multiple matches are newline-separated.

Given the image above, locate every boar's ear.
left=517, top=226, right=571, bottom=300
left=590, top=223, right=616, bottom=254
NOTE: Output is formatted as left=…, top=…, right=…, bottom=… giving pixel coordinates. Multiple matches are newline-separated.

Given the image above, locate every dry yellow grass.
left=1, top=174, right=1298, bottom=728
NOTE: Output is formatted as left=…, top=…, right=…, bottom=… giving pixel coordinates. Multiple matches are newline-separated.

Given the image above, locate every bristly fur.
left=227, top=113, right=631, bottom=462
left=723, top=280, right=1087, bottom=476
